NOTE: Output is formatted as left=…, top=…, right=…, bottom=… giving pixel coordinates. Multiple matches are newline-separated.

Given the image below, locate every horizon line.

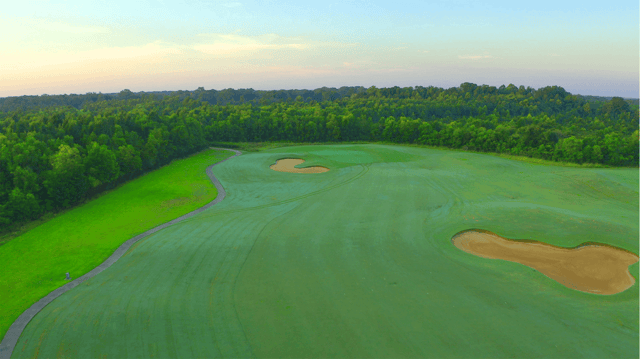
left=1, top=86, right=638, bottom=101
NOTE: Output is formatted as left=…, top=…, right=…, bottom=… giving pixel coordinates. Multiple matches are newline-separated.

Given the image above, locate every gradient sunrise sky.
left=1, top=0, right=638, bottom=98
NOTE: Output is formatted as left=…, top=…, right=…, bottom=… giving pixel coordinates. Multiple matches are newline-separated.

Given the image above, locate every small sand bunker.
left=270, top=158, right=330, bottom=173
left=452, top=230, right=639, bottom=295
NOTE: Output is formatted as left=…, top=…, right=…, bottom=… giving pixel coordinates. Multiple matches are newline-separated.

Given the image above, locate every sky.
left=1, top=0, right=638, bottom=98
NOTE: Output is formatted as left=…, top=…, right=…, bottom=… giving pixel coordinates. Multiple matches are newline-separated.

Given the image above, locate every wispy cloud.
left=0, top=17, right=110, bottom=37
left=0, top=31, right=366, bottom=85
left=341, top=59, right=380, bottom=69
left=0, top=41, right=181, bottom=71
left=192, top=33, right=309, bottom=56
left=45, top=21, right=110, bottom=34
left=458, top=55, right=494, bottom=60
left=1, top=31, right=363, bottom=74
left=0, top=16, right=112, bottom=55
left=191, top=33, right=359, bottom=59
left=370, top=68, right=414, bottom=74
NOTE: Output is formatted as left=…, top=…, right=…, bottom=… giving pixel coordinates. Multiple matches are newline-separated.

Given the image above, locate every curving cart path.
left=0, top=148, right=242, bottom=359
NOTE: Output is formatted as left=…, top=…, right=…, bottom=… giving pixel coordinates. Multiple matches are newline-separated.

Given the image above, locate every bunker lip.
left=270, top=158, right=330, bottom=173
left=451, top=229, right=639, bottom=295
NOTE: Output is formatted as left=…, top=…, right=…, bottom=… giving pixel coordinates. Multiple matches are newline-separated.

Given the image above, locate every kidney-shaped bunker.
left=452, top=229, right=639, bottom=295
left=270, top=158, right=330, bottom=173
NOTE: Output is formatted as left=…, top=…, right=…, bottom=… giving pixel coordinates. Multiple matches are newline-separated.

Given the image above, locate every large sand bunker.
left=270, top=158, right=330, bottom=173
left=452, top=230, right=639, bottom=295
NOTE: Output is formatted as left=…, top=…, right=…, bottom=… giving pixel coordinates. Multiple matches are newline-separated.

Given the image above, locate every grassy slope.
left=0, top=148, right=234, bottom=342
left=10, top=144, right=640, bottom=358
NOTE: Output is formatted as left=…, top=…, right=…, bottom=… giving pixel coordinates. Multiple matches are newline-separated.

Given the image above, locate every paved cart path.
left=0, top=148, right=242, bottom=359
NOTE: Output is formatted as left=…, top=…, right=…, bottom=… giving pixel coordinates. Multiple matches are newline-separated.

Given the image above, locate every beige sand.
left=452, top=230, right=639, bottom=295
left=270, top=158, right=330, bottom=173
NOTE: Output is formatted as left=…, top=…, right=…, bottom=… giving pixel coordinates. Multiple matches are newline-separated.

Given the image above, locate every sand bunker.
left=270, top=158, right=330, bottom=173
left=452, top=230, right=639, bottom=295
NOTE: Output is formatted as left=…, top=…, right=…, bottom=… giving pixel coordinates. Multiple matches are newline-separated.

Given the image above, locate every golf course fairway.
left=10, top=144, right=639, bottom=358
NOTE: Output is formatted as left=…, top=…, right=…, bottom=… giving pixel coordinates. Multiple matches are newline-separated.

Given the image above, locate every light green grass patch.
left=0, top=148, right=233, bottom=341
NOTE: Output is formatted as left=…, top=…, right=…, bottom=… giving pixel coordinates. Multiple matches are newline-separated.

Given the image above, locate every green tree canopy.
left=85, top=142, right=119, bottom=188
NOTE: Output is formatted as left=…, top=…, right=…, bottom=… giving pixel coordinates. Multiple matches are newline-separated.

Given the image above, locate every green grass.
left=0, top=148, right=234, bottom=342
left=9, top=144, right=640, bottom=358
left=212, top=140, right=621, bottom=168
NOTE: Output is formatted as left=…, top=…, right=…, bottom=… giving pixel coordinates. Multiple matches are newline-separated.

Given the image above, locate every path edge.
left=0, top=147, right=242, bottom=359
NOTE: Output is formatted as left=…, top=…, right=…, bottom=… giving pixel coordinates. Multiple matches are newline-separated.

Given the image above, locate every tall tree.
left=85, top=142, right=120, bottom=188
left=44, top=144, right=88, bottom=209
left=5, top=187, right=40, bottom=221
left=116, top=145, right=143, bottom=179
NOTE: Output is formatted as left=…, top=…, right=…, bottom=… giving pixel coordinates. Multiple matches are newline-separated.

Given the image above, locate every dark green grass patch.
left=12, top=144, right=639, bottom=358
left=0, top=148, right=234, bottom=342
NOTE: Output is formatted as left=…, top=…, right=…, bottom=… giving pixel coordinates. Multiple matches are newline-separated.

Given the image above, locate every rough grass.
left=12, top=144, right=638, bottom=358
left=0, top=148, right=234, bottom=342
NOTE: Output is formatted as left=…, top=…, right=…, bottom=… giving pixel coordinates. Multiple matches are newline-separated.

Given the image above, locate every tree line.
left=2, top=84, right=637, bottom=114
left=0, top=87, right=370, bottom=113
left=0, top=83, right=638, bottom=232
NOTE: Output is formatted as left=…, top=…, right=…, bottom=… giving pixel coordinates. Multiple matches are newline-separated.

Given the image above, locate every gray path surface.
left=0, top=148, right=242, bottom=359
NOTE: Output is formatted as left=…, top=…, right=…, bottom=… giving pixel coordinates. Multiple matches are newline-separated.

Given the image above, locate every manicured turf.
left=0, top=148, right=234, bottom=343
left=11, top=144, right=639, bottom=358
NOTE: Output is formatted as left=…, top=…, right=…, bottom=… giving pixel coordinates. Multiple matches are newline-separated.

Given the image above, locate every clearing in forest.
left=10, top=144, right=639, bottom=359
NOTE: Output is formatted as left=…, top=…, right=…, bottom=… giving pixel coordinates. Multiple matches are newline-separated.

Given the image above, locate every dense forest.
left=0, top=87, right=371, bottom=113
left=2, top=85, right=638, bottom=113
left=0, top=83, right=638, bottom=232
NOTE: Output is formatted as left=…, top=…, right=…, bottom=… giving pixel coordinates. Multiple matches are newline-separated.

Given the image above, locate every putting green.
left=12, top=144, right=639, bottom=358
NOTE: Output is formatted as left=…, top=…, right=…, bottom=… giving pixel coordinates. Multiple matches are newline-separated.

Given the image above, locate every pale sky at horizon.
left=1, top=0, right=638, bottom=98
